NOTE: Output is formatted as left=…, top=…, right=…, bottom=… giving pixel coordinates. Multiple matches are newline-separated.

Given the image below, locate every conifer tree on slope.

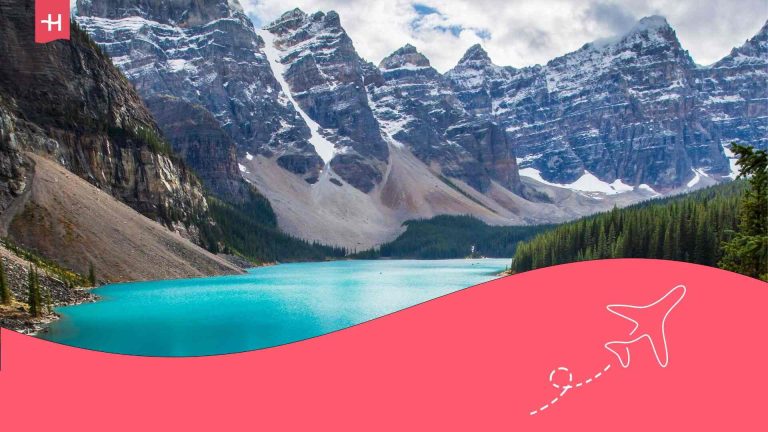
left=27, top=266, right=42, bottom=318
left=1, top=258, right=12, bottom=305
left=719, top=144, right=768, bottom=281
left=88, top=262, right=97, bottom=287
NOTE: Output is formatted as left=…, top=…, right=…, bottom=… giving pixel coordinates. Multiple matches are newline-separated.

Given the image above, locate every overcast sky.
left=240, top=0, right=767, bottom=72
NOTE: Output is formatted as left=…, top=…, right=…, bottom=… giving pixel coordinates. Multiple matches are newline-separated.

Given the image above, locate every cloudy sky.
left=240, top=0, right=767, bottom=72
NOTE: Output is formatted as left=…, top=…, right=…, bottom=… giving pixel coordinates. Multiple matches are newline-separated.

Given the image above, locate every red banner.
left=0, top=259, right=766, bottom=430
left=34, top=0, right=70, bottom=43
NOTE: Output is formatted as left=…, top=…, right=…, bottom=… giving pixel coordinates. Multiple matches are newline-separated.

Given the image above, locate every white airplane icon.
left=604, top=285, right=687, bottom=368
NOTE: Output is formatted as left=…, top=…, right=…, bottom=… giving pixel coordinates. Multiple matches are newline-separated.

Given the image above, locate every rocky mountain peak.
left=713, top=20, right=768, bottom=68
left=264, top=7, right=308, bottom=32
left=458, top=44, right=491, bottom=65
left=379, top=44, right=432, bottom=70
left=268, top=8, right=343, bottom=34
left=634, top=15, right=672, bottom=31
left=757, top=19, right=768, bottom=39
left=586, top=15, right=679, bottom=52
left=321, top=10, right=342, bottom=27
left=264, top=8, right=389, bottom=192
left=76, top=0, right=246, bottom=26
left=624, top=15, right=677, bottom=43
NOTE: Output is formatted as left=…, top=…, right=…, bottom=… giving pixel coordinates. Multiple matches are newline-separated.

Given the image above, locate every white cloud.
left=241, top=0, right=767, bottom=71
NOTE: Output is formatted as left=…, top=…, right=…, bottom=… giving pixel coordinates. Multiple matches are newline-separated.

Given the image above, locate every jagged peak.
left=282, top=7, right=308, bottom=20
left=396, top=43, right=419, bottom=54
left=265, top=7, right=309, bottom=30
left=323, top=10, right=341, bottom=27
left=587, top=15, right=676, bottom=50
left=711, top=19, right=768, bottom=68
left=267, top=8, right=344, bottom=33
left=749, top=19, right=768, bottom=43
left=458, top=44, right=491, bottom=64
left=634, top=15, right=671, bottom=31
left=759, top=19, right=768, bottom=36
left=379, top=44, right=431, bottom=70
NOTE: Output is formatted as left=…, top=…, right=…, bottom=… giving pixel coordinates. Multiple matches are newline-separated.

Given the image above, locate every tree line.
left=354, top=215, right=552, bottom=259
left=511, top=144, right=767, bottom=281
left=201, top=189, right=347, bottom=263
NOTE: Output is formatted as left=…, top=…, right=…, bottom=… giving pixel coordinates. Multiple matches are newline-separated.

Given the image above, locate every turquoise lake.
left=40, top=259, right=508, bottom=356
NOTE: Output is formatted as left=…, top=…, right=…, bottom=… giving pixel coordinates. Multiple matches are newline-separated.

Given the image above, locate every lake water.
left=40, top=259, right=508, bottom=356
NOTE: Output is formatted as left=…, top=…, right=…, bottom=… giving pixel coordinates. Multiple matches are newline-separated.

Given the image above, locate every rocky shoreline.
left=0, top=287, right=96, bottom=335
left=0, top=244, right=97, bottom=334
left=0, top=248, right=259, bottom=335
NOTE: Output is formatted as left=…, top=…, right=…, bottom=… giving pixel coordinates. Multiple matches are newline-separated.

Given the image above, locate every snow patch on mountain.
left=638, top=184, right=661, bottom=196
left=721, top=143, right=741, bottom=179
left=686, top=168, right=709, bottom=187
left=519, top=168, right=633, bottom=195
left=259, top=29, right=336, bottom=164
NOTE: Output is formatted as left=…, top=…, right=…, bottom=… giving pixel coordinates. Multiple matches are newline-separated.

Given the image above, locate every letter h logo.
left=35, top=0, right=70, bottom=43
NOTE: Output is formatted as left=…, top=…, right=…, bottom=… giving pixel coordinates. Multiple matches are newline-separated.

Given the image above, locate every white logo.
left=604, top=285, right=687, bottom=368
left=529, top=285, right=687, bottom=416
left=41, top=14, right=62, bottom=32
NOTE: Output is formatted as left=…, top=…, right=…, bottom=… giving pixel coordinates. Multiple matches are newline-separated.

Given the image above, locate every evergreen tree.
left=720, top=144, right=768, bottom=280
left=45, top=285, right=53, bottom=314
left=27, top=265, right=42, bottom=318
left=1, top=258, right=12, bottom=305
left=88, top=262, right=97, bottom=287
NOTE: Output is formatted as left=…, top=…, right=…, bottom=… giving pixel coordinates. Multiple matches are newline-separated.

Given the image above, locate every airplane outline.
left=604, top=284, right=687, bottom=368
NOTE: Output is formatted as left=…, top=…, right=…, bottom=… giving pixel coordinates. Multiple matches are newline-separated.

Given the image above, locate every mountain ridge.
left=73, top=2, right=766, bottom=249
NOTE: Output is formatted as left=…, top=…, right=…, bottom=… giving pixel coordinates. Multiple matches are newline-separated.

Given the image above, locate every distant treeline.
left=511, top=181, right=745, bottom=273
left=201, top=189, right=347, bottom=263
left=354, top=215, right=552, bottom=259
left=511, top=143, right=767, bottom=281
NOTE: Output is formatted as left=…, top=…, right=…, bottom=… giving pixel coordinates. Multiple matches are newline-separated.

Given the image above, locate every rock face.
left=446, top=44, right=520, bottom=118
left=263, top=9, right=389, bottom=192
left=71, top=4, right=766, bottom=248
left=77, top=0, right=243, bottom=26
left=446, top=16, right=766, bottom=191
left=143, top=95, right=246, bottom=201
left=0, top=0, right=209, bottom=237
left=694, top=21, right=768, bottom=156
left=368, top=44, right=521, bottom=193
left=76, top=0, right=322, bottom=189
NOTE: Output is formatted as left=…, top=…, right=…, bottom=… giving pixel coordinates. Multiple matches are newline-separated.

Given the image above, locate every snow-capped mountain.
left=368, top=44, right=522, bottom=194
left=73, top=2, right=766, bottom=249
left=76, top=0, right=321, bottom=196
left=447, top=16, right=766, bottom=192
left=261, top=9, right=389, bottom=192
left=694, top=20, right=768, bottom=176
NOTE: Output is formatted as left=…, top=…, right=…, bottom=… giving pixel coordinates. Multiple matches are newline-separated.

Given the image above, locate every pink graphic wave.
left=0, top=259, right=765, bottom=430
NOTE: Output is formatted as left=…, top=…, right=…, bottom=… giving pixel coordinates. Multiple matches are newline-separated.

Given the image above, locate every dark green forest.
left=354, top=215, right=552, bottom=259
left=511, top=144, right=767, bottom=281
left=201, top=189, right=347, bottom=263
left=510, top=181, right=751, bottom=274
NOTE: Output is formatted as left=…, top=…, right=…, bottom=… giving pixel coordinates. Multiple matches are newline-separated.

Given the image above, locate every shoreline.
left=3, top=258, right=511, bottom=336
left=1, top=287, right=98, bottom=335
left=0, top=255, right=263, bottom=334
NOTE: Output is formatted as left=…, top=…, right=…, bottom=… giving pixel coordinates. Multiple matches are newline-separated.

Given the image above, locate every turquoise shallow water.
left=40, top=259, right=508, bottom=356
